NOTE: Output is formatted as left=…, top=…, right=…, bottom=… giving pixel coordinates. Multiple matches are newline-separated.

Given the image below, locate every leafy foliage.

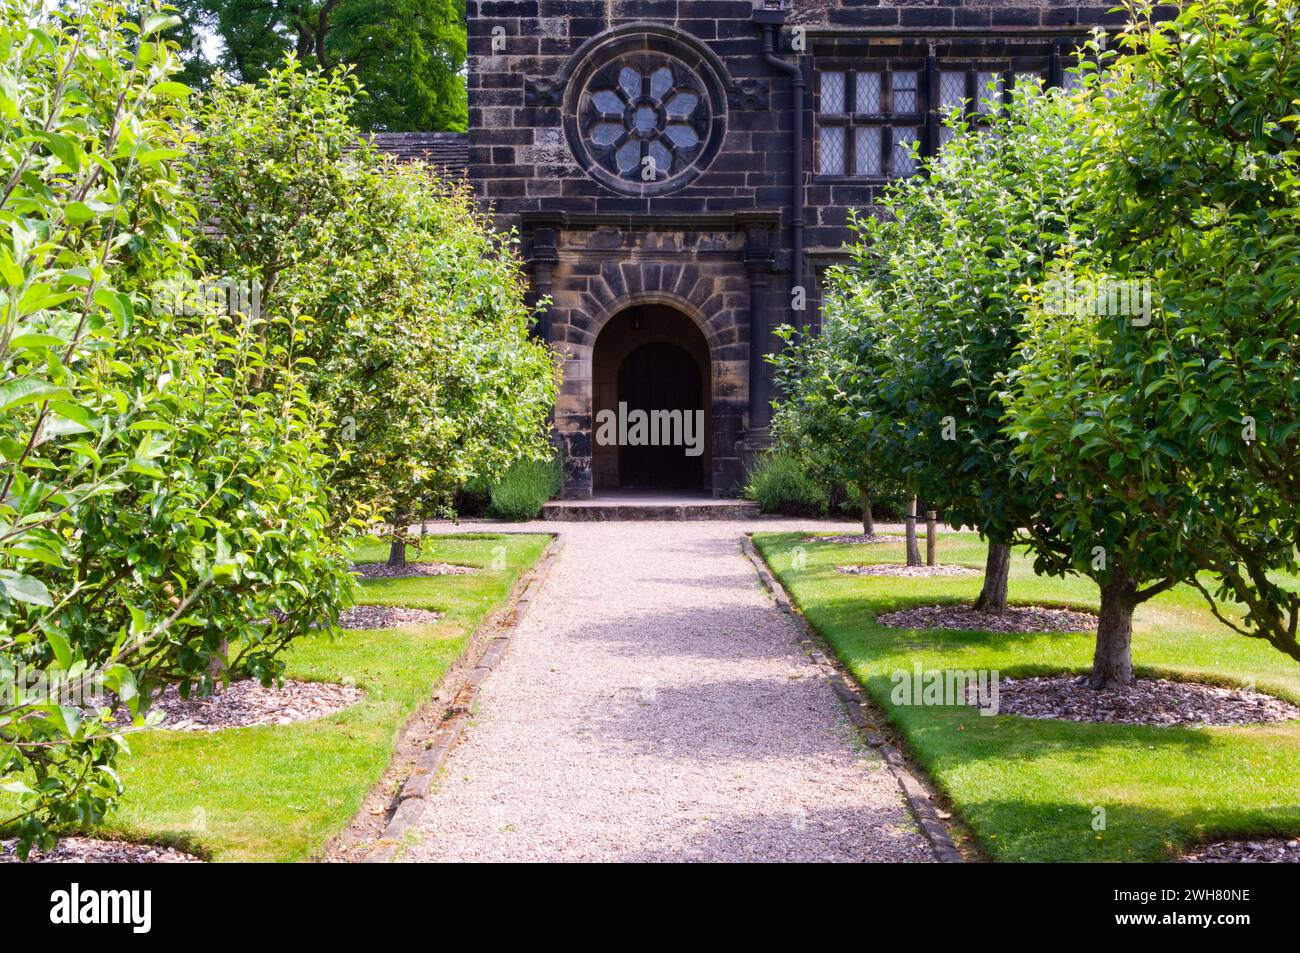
left=190, top=61, right=557, bottom=557
left=173, top=0, right=469, bottom=131
left=744, top=452, right=828, bottom=516
left=0, top=0, right=352, bottom=854
left=488, top=453, right=562, bottom=522
left=1009, top=0, right=1300, bottom=663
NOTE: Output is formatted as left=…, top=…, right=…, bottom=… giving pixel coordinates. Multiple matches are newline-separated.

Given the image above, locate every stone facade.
left=464, top=0, right=1138, bottom=498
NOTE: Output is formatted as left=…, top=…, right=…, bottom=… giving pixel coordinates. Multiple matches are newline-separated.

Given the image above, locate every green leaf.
left=149, top=82, right=190, bottom=101
left=0, top=378, right=69, bottom=412
left=0, top=246, right=22, bottom=286
left=93, top=288, right=132, bottom=326
left=44, top=627, right=72, bottom=667
left=0, top=571, right=53, bottom=608
left=35, top=130, right=80, bottom=172
left=141, top=12, right=181, bottom=35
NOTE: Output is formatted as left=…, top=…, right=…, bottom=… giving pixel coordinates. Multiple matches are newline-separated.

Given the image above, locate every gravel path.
left=404, top=519, right=934, bottom=863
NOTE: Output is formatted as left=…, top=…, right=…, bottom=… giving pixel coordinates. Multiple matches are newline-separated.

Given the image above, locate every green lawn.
left=753, top=531, right=1300, bottom=862
left=81, top=532, right=550, bottom=862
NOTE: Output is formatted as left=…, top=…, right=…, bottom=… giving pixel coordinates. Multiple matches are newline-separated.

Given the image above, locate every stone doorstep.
left=540, top=499, right=761, bottom=521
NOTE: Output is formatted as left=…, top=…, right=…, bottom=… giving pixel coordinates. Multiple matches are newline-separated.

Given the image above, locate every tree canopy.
left=174, top=0, right=469, bottom=131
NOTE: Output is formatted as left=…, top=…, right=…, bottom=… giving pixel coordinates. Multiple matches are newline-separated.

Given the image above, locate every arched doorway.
left=592, top=304, right=712, bottom=492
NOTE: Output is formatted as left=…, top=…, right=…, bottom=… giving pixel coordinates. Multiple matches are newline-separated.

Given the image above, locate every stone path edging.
left=363, top=535, right=563, bottom=863
left=741, top=534, right=964, bottom=863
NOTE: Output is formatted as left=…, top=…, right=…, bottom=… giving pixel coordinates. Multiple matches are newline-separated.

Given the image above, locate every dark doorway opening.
left=617, top=342, right=704, bottom=489
left=591, top=304, right=712, bottom=492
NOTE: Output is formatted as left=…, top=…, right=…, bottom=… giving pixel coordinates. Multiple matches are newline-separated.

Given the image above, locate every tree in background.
left=191, top=61, right=556, bottom=567
left=773, top=282, right=925, bottom=561
left=770, top=319, right=900, bottom=537
left=174, top=0, right=468, bottom=131
left=844, top=83, right=1090, bottom=610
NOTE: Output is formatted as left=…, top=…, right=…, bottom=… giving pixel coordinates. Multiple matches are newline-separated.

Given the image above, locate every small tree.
left=191, top=61, right=556, bottom=567
left=770, top=321, right=902, bottom=536
left=1074, top=0, right=1300, bottom=664
left=842, top=84, right=1092, bottom=609
left=1007, top=2, right=1300, bottom=685
left=0, top=0, right=352, bottom=854
left=773, top=282, right=925, bottom=560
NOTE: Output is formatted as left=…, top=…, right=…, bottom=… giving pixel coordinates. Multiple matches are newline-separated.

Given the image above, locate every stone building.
left=380, top=1, right=1136, bottom=498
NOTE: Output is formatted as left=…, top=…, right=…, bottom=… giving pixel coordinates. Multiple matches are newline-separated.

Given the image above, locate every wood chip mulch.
left=0, top=836, right=201, bottom=863
left=117, top=679, right=362, bottom=732
left=811, top=534, right=906, bottom=545
left=877, top=604, right=1097, bottom=633
left=836, top=564, right=979, bottom=578
left=988, top=675, right=1300, bottom=727
left=351, top=561, right=477, bottom=579
left=1179, top=838, right=1300, bottom=863
left=338, top=605, right=442, bottom=629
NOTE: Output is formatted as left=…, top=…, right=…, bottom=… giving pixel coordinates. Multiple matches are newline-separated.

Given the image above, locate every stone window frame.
left=577, top=55, right=713, bottom=188
left=561, top=28, right=730, bottom=198
left=814, top=56, right=1056, bottom=182
left=815, top=60, right=927, bottom=181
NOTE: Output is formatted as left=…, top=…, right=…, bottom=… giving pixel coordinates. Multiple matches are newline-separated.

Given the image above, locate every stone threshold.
left=542, top=494, right=760, bottom=521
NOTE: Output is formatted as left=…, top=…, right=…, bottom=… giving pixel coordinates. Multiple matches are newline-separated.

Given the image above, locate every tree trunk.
left=1088, top=568, right=1138, bottom=689
left=858, top=484, right=874, bottom=536
left=387, top=538, right=407, bottom=569
left=905, top=496, right=922, bottom=567
left=974, top=543, right=1012, bottom=615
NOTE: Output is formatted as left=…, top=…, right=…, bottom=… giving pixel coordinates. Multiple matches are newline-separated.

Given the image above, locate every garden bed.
left=811, top=533, right=906, bottom=545
left=1, top=837, right=200, bottom=863
left=983, top=675, right=1300, bottom=727
left=837, top=564, right=979, bottom=578
left=351, top=561, right=477, bottom=579
left=878, top=604, right=1096, bottom=634
left=338, top=605, right=442, bottom=629
left=1180, top=838, right=1300, bottom=863
left=118, top=679, right=363, bottom=732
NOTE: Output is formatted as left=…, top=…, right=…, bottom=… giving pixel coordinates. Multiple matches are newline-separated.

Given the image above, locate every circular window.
left=566, top=43, right=726, bottom=196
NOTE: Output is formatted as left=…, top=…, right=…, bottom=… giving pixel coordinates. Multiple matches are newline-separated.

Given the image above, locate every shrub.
left=488, top=455, right=562, bottom=521
left=745, top=454, right=828, bottom=516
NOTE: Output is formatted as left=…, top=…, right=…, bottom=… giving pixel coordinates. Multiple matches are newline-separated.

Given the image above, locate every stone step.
left=541, top=497, right=761, bottom=521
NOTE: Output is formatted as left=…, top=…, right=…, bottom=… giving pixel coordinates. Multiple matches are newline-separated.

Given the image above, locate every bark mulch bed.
left=1, top=836, right=201, bottom=863
left=811, top=534, right=906, bottom=545
left=118, top=679, right=363, bottom=732
left=984, top=675, right=1300, bottom=727
left=836, top=564, right=979, bottom=578
left=1179, top=838, right=1300, bottom=863
left=877, top=604, right=1097, bottom=634
left=351, top=561, right=477, bottom=580
left=338, top=605, right=442, bottom=629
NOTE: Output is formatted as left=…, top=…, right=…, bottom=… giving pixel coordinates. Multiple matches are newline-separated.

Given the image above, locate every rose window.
left=578, top=55, right=711, bottom=186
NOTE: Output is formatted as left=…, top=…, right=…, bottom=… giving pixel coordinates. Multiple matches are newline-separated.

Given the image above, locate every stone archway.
left=592, top=304, right=712, bottom=492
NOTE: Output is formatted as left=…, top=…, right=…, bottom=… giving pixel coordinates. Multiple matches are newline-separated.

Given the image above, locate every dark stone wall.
left=466, top=0, right=1136, bottom=497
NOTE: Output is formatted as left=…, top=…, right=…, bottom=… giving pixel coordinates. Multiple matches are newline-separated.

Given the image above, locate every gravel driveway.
left=404, top=518, right=934, bottom=863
